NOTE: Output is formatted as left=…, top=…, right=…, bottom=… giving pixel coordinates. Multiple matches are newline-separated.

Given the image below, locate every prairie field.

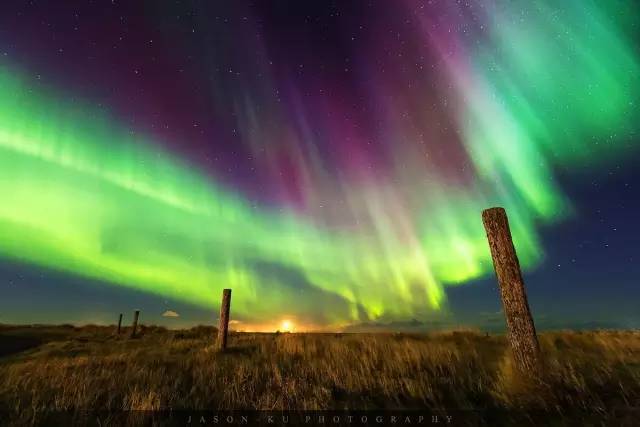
left=0, top=325, right=639, bottom=425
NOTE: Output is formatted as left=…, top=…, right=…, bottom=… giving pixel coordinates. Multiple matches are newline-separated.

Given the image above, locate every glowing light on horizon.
left=280, top=320, right=294, bottom=332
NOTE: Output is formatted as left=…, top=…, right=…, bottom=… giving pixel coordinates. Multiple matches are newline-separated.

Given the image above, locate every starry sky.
left=0, top=1, right=638, bottom=331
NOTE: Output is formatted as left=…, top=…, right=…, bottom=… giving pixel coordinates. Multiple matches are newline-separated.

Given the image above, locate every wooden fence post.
left=130, top=310, right=140, bottom=339
left=482, top=207, right=542, bottom=376
left=218, top=289, right=232, bottom=350
left=117, top=313, right=123, bottom=335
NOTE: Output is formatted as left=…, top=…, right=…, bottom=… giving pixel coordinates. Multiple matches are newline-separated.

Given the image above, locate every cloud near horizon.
left=162, top=310, right=180, bottom=318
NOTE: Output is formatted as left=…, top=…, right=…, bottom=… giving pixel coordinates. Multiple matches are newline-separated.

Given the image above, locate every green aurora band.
left=0, top=0, right=638, bottom=326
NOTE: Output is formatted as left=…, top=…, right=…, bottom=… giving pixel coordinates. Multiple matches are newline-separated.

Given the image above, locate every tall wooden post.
left=130, top=310, right=140, bottom=339
left=217, top=289, right=232, bottom=350
left=117, top=313, right=123, bottom=334
left=482, top=207, right=541, bottom=376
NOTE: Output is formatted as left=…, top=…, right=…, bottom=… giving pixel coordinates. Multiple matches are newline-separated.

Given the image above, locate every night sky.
left=0, top=1, right=638, bottom=331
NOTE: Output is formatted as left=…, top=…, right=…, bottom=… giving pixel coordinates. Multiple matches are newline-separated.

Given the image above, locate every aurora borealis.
left=0, top=1, right=639, bottom=329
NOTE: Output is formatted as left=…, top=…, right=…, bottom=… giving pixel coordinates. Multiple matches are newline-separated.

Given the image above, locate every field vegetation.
left=0, top=325, right=638, bottom=425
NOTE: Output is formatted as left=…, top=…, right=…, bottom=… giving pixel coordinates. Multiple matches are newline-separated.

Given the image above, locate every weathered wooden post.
left=217, top=289, right=232, bottom=350
left=117, top=313, right=123, bottom=334
left=482, top=207, right=541, bottom=376
left=130, top=310, right=140, bottom=339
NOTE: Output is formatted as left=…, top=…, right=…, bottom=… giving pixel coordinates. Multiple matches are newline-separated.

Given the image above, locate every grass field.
left=0, top=325, right=639, bottom=425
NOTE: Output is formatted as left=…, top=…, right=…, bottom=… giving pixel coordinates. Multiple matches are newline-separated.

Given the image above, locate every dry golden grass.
left=0, top=325, right=639, bottom=423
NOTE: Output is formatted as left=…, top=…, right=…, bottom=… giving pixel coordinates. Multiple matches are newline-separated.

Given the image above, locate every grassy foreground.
left=0, top=325, right=639, bottom=424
